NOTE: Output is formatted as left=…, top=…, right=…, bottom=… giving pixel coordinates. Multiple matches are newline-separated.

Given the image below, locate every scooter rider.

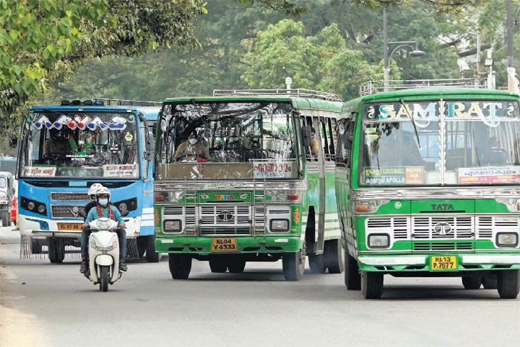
left=81, top=186, right=128, bottom=272
left=79, top=183, right=105, bottom=273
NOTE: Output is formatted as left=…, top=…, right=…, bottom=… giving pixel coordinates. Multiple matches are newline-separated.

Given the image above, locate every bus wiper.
left=400, top=99, right=421, bottom=148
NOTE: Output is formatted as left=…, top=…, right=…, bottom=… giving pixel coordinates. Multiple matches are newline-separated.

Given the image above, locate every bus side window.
left=320, top=118, right=330, bottom=161
left=328, top=118, right=337, bottom=161
left=336, top=119, right=353, bottom=167
left=300, top=116, right=314, bottom=161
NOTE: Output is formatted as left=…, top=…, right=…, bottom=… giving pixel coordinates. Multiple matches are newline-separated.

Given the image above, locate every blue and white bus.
left=17, top=99, right=161, bottom=263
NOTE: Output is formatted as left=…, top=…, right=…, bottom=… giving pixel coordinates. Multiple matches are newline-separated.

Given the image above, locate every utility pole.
left=507, top=0, right=514, bottom=69
left=383, top=8, right=389, bottom=91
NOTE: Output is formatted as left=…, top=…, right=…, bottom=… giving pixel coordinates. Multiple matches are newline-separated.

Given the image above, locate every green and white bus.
left=338, top=80, right=520, bottom=299
left=154, top=89, right=343, bottom=280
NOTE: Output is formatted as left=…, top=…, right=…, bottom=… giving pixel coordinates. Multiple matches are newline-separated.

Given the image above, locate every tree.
left=0, top=0, right=206, bottom=124
left=241, top=20, right=381, bottom=99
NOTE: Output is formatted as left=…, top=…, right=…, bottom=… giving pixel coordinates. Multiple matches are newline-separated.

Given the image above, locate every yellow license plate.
left=211, top=238, right=237, bottom=253
left=430, top=256, right=458, bottom=271
left=57, top=223, right=83, bottom=231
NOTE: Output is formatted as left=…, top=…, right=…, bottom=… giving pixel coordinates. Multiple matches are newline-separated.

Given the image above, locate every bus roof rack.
left=96, top=98, right=162, bottom=107
left=359, top=79, right=489, bottom=96
left=213, top=89, right=342, bottom=102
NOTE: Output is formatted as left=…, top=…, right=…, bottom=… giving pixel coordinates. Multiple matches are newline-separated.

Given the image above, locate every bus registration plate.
left=57, top=223, right=83, bottom=231
left=211, top=238, right=237, bottom=253
left=430, top=256, right=457, bottom=271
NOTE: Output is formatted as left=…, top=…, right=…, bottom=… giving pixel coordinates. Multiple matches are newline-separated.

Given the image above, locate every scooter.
left=84, top=217, right=123, bottom=292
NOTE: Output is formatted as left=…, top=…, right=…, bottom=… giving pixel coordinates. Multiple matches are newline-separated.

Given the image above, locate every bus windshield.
left=157, top=102, right=298, bottom=179
left=361, top=99, right=520, bottom=186
left=20, top=112, right=140, bottom=179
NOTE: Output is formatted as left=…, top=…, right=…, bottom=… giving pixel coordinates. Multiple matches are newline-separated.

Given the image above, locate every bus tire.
left=48, top=238, right=65, bottom=264
left=361, top=272, right=384, bottom=299
left=136, top=237, right=146, bottom=258
left=497, top=270, right=520, bottom=299
left=227, top=260, right=246, bottom=273
left=282, top=251, right=304, bottom=281
left=308, top=254, right=326, bottom=274
left=1, top=212, right=8, bottom=226
left=482, top=274, right=498, bottom=289
left=324, top=239, right=344, bottom=274
left=169, top=254, right=192, bottom=280
left=344, top=247, right=361, bottom=290
left=462, top=276, right=482, bottom=289
left=209, top=258, right=227, bottom=273
left=145, top=236, right=161, bottom=263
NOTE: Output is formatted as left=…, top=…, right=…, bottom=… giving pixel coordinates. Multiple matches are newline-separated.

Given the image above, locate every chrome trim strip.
left=358, top=256, right=426, bottom=265
left=352, top=187, right=520, bottom=200
left=155, top=179, right=307, bottom=192
left=462, top=255, right=520, bottom=264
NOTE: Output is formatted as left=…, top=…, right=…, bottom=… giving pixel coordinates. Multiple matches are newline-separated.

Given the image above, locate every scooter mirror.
left=120, top=210, right=129, bottom=217
left=78, top=210, right=86, bottom=218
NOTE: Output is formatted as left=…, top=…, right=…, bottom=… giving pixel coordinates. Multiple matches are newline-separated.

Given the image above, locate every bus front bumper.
left=156, top=235, right=302, bottom=254
left=357, top=253, right=520, bottom=272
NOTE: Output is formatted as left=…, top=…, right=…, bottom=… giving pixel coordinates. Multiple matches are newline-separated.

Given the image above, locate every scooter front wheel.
left=100, top=266, right=110, bottom=292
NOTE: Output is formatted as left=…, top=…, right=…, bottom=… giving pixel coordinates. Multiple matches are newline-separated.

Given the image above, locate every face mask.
left=188, top=138, right=197, bottom=145
left=99, top=198, right=108, bottom=206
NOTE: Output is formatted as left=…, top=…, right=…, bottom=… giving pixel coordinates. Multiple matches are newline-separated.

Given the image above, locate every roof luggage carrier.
left=213, top=89, right=342, bottom=102
left=359, top=78, right=489, bottom=96
left=97, top=98, right=162, bottom=107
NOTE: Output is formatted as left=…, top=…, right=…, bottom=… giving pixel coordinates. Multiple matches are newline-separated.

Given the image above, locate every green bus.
left=338, top=81, right=520, bottom=299
left=154, top=89, right=344, bottom=280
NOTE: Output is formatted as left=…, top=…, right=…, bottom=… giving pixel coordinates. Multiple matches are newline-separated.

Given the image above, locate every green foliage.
left=45, top=0, right=513, bottom=108
left=0, top=0, right=206, bottom=129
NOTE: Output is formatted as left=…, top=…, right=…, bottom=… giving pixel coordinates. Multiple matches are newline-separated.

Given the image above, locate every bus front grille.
left=51, top=205, right=84, bottom=218
left=200, top=227, right=251, bottom=236
left=366, top=215, right=518, bottom=241
left=413, top=242, right=473, bottom=251
left=51, top=193, right=90, bottom=201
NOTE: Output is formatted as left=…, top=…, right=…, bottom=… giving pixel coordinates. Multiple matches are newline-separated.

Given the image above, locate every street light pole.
left=383, top=8, right=389, bottom=91
left=507, top=0, right=514, bottom=69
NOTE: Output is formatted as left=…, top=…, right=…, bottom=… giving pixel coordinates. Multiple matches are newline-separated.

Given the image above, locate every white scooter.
left=85, top=217, right=123, bottom=292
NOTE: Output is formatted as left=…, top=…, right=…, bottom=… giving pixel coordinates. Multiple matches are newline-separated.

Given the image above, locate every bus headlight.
left=270, top=219, right=290, bottom=232
left=497, top=233, right=518, bottom=247
left=368, top=234, right=390, bottom=248
left=164, top=220, right=182, bottom=233
left=27, top=201, right=35, bottom=210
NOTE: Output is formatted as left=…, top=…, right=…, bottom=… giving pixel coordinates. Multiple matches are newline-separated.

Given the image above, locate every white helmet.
left=88, top=183, right=104, bottom=199
left=95, top=186, right=111, bottom=200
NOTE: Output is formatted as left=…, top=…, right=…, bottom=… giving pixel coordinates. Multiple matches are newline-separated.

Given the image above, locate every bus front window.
left=21, top=112, right=140, bottom=179
left=157, top=102, right=298, bottom=179
left=361, top=100, right=520, bottom=186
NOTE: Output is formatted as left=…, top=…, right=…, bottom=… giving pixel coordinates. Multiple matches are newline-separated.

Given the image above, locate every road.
left=1, top=225, right=519, bottom=347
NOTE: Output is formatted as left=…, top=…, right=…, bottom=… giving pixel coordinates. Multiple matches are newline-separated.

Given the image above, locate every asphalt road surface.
left=1, top=226, right=519, bottom=347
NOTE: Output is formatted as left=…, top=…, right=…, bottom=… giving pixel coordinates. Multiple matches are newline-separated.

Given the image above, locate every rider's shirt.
left=85, top=204, right=124, bottom=226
